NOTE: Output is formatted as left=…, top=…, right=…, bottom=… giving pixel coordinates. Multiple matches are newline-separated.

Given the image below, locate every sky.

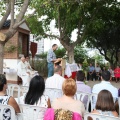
left=42, top=19, right=78, bottom=51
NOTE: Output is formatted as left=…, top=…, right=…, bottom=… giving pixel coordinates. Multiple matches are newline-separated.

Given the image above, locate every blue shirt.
left=47, top=49, right=56, bottom=63
left=88, top=66, right=95, bottom=72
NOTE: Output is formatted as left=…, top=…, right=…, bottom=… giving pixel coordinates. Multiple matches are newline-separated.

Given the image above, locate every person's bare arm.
left=47, top=98, right=51, bottom=108
left=8, top=97, right=20, bottom=113
left=112, top=111, right=119, bottom=117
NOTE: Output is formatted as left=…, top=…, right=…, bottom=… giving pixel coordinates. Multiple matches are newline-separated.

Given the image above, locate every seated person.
left=45, top=65, right=65, bottom=89
left=92, top=71, right=118, bottom=109
left=114, top=66, right=120, bottom=83
left=91, top=90, right=118, bottom=117
left=87, top=63, right=95, bottom=81
left=95, top=63, right=101, bottom=81
left=25, top=56, right=33, bottom=70
left=0, top=74, right=20, bottom=119
left=25, top=75, right=51, bottom=108
left=25, top=56, right=38, bottom=76
left=52, top=78, right=85, bottom=117
left=17, top=56, right=31, bottom=86
left=17, top=56, right=38, bottom=86
left=76, top=71, right=91, bottom=106
left=108, top=67, right=115, bottom=81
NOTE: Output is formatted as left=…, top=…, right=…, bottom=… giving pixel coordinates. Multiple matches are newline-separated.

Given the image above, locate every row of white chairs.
left=84, top=113, right=120, bottom=120
left=6, top=84, right=120, bottom=114
left=0, top=104, right=119, bottom=120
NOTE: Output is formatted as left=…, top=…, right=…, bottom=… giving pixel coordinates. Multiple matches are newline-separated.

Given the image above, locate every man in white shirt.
left=17, top=56, right=31, bottom=86
left=45, top=65, right=65, bottom=89
left=92, top=71, right=118, bottom=108
left=25, top=56, right=32, bottom=70
left=25, top=56, right=38, bottom=76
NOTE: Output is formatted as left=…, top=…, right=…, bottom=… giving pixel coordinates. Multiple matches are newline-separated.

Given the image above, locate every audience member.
left=92, top=71, right=118, bottom=107
left=108, top=66, right=115, bottom=81
left=25, top=75, right=51, bottom=108
left=25, top=56, right=32, bottom=70
left=76, top=71, right=91, bottom=93
left=25, top=56, right=38, bottom=76
left=95, top=63, right=101, bottom=81
left=52, top=78, right=85, bottom=117
left=77, top=63, right=83, bottom=71
left=114, top=65, right=120, bottom=83
left=76, top=71, right=91, bottom=106
left=101, top=66, right=106, bottom=72
left=0, top=74, right=20, bottom=119
left=87, top=63, right=95, bottom=81
left=17, top=56, right=31, bottom=86
left=45, top=65, right=65, bottom=89
left=91, top=90, right=118, bottom=117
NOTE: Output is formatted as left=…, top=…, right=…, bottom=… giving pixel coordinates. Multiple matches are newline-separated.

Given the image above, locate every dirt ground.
left=86, top=80, right=120, bottom=89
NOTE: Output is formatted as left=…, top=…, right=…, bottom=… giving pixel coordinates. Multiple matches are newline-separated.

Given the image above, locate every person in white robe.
left=25, top=56, right=38, bottom=77
left=17, top=57, right=31, bottom=86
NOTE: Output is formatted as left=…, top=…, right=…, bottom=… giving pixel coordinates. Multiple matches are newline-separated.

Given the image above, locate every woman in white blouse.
left=24, top=75, right=51, bottom=108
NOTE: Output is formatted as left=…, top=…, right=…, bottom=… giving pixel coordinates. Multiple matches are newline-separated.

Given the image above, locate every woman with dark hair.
left=91, top=90, right=118, bottom=117
left=0, top=74, right=20, bottom=119
left=25, top=75, right=51, bottom=108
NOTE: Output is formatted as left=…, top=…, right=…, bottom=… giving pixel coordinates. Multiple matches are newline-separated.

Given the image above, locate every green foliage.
left=39, top=52, right=47, bottom=59
left=27, top=0, right=120, bottom=65
left=54, top=47, right=66, bottom=58
left=74, top=45, right=88, bottom=63
left=82, top=59, right=89, bottom=71
left=27, top=0, right=115, bottom=41
left=85, top=1, right=120, bottom=66
left=4, top=45, right=17, bottom=53
left=34, top=52, right=47, bottom=59
left=33, top=59, right=48, bottom=77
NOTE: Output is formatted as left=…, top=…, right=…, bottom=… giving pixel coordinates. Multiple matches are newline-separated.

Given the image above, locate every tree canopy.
left=0, top=0, right=32, bottom=73
left=86, top=1, right=120, bottom=66
left=28, top=0, right=118, bottom=63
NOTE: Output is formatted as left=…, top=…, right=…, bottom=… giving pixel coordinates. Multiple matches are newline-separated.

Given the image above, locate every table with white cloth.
left=64, top=63, right=79, bottom=79
left=3, top=68, right=18, bottom=81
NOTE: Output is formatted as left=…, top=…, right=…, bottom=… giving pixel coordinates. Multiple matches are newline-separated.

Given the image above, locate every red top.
left=114, top=68, right=120, bottom=78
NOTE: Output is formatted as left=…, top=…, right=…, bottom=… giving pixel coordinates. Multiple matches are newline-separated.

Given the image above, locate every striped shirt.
left=47, top=49, right=56, bottom=63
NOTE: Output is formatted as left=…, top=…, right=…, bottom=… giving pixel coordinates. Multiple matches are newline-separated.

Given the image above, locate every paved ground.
left=86, top=80, right=120, bottom=89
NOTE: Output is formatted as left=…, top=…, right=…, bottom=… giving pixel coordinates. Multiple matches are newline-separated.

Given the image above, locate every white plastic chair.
left=89, top=93, right=98, bottom=111
left=84, top=113, right=120, bottom=120
left=20, top=86, right=29, bottom=96
left=19, top=104, right=47, bottom=120
left=75, top=91, right=90, bottom=112
left=0, top=104, right=23, bottom=120
left=18, top=86, right=29, bottom=104
left=44, top=88, right=63, bottom=103
left=7, top=84, right=21, bottom=103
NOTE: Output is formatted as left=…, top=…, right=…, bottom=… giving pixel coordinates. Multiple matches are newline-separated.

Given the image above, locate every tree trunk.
left=67, top=47, right=74, bottom=64
left=0, top=43, right=4, bottom=74
left=117, top=51, right=120, bottom=65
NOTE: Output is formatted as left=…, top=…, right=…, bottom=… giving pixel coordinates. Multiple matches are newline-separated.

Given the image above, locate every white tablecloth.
left=3, top=68, right=17, bottom=74
left=65, top=63, right=78, bottom=77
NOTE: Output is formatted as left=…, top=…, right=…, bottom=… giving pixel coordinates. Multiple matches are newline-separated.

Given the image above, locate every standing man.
left=47, top=44, right=58, bottom=77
